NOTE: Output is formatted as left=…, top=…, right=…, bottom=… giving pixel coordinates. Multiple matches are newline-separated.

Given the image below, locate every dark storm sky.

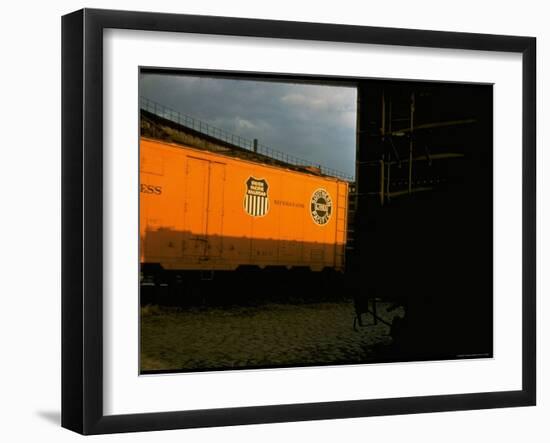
left=139, top=74, right=357, bottom=179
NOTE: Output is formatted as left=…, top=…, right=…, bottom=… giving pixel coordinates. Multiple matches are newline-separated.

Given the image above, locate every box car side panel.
left=216, top=152, right=347, bottom=271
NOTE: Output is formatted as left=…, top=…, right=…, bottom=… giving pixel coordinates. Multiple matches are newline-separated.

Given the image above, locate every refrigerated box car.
left=140, top=137, right=349, bottom=273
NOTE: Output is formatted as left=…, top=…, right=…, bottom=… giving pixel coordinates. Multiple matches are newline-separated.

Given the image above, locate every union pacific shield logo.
left=244, top=177, right=269, bottom=217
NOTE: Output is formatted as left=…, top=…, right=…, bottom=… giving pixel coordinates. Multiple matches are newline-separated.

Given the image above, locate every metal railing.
left=140, top=96, right=354, bottom=181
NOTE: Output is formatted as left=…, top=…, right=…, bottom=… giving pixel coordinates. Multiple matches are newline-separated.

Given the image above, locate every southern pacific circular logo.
left=310, top=188, right=333, bottom=225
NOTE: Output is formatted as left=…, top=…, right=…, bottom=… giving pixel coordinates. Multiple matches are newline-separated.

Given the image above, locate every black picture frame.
left=61, top=8, right=536, bottom=435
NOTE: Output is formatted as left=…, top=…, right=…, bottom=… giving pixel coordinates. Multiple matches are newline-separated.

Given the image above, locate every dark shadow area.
left=350, top=80, right=493, bottom=362
left=141, top=262, right=348, bottom=306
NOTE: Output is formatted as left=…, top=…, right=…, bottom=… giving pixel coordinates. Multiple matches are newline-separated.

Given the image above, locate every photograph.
left=138, top=70, right=494, bottom=374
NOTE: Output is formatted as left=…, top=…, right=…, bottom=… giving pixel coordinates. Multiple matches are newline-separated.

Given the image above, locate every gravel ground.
left=140, top=301, right=403, bottom=372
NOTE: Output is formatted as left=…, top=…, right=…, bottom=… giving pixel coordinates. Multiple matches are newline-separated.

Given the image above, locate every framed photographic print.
left=61, top=8, right=536, bottom=435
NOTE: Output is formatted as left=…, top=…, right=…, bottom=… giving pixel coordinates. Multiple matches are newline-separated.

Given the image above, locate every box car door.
left=184, top=157, right=209, bottom=258
left=205, top=161, right=226, bottom=259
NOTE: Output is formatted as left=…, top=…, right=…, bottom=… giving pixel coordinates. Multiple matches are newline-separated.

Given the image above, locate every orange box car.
left=140, top=137, right=349, bottom=272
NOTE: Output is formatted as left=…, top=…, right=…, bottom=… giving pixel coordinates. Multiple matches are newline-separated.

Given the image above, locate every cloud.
left=236, top=118, right=255, bottom=131
left=139, top=73, right=357, bottom=179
